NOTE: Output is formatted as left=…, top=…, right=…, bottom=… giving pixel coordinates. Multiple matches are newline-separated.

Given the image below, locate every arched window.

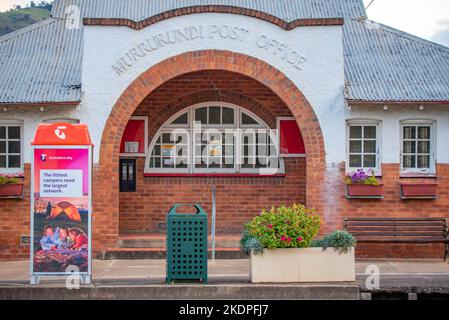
left=145, top=102, right=283, bottom=174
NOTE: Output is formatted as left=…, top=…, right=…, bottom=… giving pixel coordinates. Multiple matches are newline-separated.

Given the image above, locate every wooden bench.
left=344, top=218, right=449, bottom=260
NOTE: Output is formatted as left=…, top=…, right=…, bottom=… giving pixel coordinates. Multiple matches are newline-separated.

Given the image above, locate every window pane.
left=8, top=155, right=20, bottom=168
left=403, top=126, right=416, bottom=139
left=195, top=107, right=207, bottom=124
left=242, top=113, right=258, bottom=125
left=364, top=140, right=376, bottom=153
left=0, top=155, right=5, bottom=167
left=349, top=140, right=362, bottom=153
left=8, top=141, right=20, bottom=154
left=153, top=145, right=161, bottom=156
left=208, top=107, right=221, bottom=124
left=222, top=108, right=234, bottom=124
left=150, top=157, right=161, bottom=168
left=364, top=126, right=376, bottom=139
left=418, top=127, right=430, bottom=139
left=162, top=133, right=174, bottom=144
left=403, top=155, right=415, bottom=168
left=363, top=155, right=376, bottom=168
left=349, top=126, right=362, bottom=139
left=403, top=141, right=416, bottom=154
left=162, top=157, right=174, bottom=168
left=171, top=113, right=188, bottom=125
left=349, top=155, right=362, bottom=167
left=176, top=158, right=188, bottom=168
left=8, top=127, right=20, bottom=139
left=418, top=141, right=430, bottom=154
left=128, top=165, right=133, bottom=181
left=417, top=155, right=430, bottom=169
left=0, top=127, right=5, bottom=139
left=0, top=141, right=5, bottom=153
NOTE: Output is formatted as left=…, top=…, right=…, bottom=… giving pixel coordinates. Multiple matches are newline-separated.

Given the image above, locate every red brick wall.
left=119, top=70, right=306, bottom=233
left=319, top=163, right=449, bottom=259
left=0, top=164, right=31, bottom=260
left=119, top=158, right=306, bottom=233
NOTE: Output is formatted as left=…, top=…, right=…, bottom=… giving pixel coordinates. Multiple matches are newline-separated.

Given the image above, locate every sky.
left=0, top=0, right=448, bottom=46
left=362, top=0, right=449, bottom=46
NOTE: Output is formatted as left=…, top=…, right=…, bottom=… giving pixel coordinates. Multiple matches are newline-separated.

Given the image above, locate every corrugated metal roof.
left=51, top=0, right=366, bottom=22
left=0, top=18, right=82, bottom=104
left=344, top=18, right=449, bottom=102
left=0, top=0, right=448, bottom=104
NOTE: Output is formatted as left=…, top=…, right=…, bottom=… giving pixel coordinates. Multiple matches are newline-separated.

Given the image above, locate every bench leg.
left=445, top=243, right=448, bottom=262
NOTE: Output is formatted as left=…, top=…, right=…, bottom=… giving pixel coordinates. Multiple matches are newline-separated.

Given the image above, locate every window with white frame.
left=0, top=121, right=23, bottom=172
left=346, top=120, right=381, bottom=174
left=400, top=120, right=435, bottom=174
left=145, top=103, right=283, bottom=174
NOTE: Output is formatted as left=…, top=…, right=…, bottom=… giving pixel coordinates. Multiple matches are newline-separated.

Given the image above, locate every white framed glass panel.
left=400, top=121, right=435, bottom=174
left=346, top=121, right=381, bottom=174
left=0, top=121, right=23, bottom=172
left=145, top=102, right=284, bottom=174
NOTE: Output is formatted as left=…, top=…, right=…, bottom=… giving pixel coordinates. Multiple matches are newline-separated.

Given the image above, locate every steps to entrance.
left=99, top=233, right=246, bottom=260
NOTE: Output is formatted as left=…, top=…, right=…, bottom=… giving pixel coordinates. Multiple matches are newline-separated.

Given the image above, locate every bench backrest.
left=344, top=218, right=448, bottom=240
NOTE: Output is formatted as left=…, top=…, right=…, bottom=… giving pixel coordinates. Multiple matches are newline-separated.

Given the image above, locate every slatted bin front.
left=166, top=204, right=208, bottom=284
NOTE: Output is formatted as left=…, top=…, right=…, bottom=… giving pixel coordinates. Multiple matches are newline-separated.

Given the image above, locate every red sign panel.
left=120, top=119, right=146, bottom=154
left=279, top=119, right=305, bottom=155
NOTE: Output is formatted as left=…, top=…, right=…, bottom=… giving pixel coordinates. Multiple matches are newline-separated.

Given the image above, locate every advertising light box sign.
left=30, top=124, right=92, bottom=283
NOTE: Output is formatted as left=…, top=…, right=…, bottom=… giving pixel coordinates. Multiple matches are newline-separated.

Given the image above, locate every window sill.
left=399, top=173, right=437, bottom=179
left=144, top=173, right=286, bottom=178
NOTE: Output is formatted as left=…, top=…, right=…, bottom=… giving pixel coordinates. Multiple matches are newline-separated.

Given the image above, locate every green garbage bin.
left=166, top=204, right=208, bottom=284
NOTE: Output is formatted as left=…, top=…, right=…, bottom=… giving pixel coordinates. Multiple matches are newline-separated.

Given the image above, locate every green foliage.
left=241, top=204, right=322, bottom=255
left=0, top=3, right=52, bottom=37
left=311, top=230, right=357, bottom=254
left=0, top=175, right=21, bottom=185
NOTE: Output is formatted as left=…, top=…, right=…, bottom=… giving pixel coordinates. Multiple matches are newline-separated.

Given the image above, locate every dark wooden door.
left=119, top=159, right=136, bottom=192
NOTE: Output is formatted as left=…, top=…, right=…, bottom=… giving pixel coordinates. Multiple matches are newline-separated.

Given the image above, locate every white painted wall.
left=81, top=13, right=345, bottom=163
left=3, top=13, right=449, bottom=174
left=1, top=105, right=82, bottom=166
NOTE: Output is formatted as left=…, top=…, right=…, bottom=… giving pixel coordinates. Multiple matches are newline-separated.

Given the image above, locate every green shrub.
left=241, top=204, right=322, bottom=255
left=311, top=230, right=357, bottom=254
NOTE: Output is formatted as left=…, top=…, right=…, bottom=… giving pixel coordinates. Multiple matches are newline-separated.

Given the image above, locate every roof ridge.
left=0, top=18, right=59, bottom=44
left=355, top=17, right=449, bottom=54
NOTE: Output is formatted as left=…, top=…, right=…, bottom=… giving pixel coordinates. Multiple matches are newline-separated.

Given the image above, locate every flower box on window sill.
left=346, top=184, right=384, bottom=199
left=0, top=182, right=24, bottom=198
left=400, top=183, right=438, bottom=200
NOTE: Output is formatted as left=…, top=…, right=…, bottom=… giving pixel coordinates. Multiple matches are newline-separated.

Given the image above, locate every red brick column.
left=95, top=50, right=326, bottom=252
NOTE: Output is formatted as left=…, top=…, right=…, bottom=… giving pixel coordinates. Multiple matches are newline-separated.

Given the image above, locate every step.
left=98, top=248, right=247, bottom=260
left=118, top=233, right=241, bottom=249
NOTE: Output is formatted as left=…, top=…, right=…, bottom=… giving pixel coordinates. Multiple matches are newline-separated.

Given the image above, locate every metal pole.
left=211, top=185, right=216, bottom=260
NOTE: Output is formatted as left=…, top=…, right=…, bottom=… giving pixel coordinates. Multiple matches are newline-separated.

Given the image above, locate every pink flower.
left=267, top=224, right=273, bottom=229
left=287, top=237, right=292, bottom=243
left=297, top=237, right=303, bottom=242
left=280, top=235, right=287, bottom=241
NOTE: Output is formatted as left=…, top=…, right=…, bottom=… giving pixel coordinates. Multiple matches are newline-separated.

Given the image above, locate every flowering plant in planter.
left=0, top=173, right=23, bottom=185
left=345, top=169, right=383, bottom=197
left=240, top=204, right=322, bottom=255
left=345, top=169, right=379, bottom=185
left=242, top=205, right=357, bottom=283
left=0, top=173, right=24, bottom=197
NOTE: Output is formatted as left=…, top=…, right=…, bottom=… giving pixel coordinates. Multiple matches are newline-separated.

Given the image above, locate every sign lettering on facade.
left=112, top=24, right=306, bottom=75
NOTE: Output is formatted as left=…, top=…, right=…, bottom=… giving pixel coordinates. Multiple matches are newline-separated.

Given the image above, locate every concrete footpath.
left=1, top=259, right=449, bottom=299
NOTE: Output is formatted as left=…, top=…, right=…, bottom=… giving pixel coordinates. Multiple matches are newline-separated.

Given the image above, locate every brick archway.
left=94, top=50, right=325, bottom=252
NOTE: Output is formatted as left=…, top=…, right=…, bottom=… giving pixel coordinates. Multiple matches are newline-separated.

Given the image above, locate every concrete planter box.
left=0, top=183, right=23, bottom=197
left=250, top=247, right=355, bottom=283
left=347, top=184, right=384, bottom=197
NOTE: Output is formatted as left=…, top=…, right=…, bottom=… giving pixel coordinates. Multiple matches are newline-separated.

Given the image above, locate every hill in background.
left=0, top=3, right=52, bottom=37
